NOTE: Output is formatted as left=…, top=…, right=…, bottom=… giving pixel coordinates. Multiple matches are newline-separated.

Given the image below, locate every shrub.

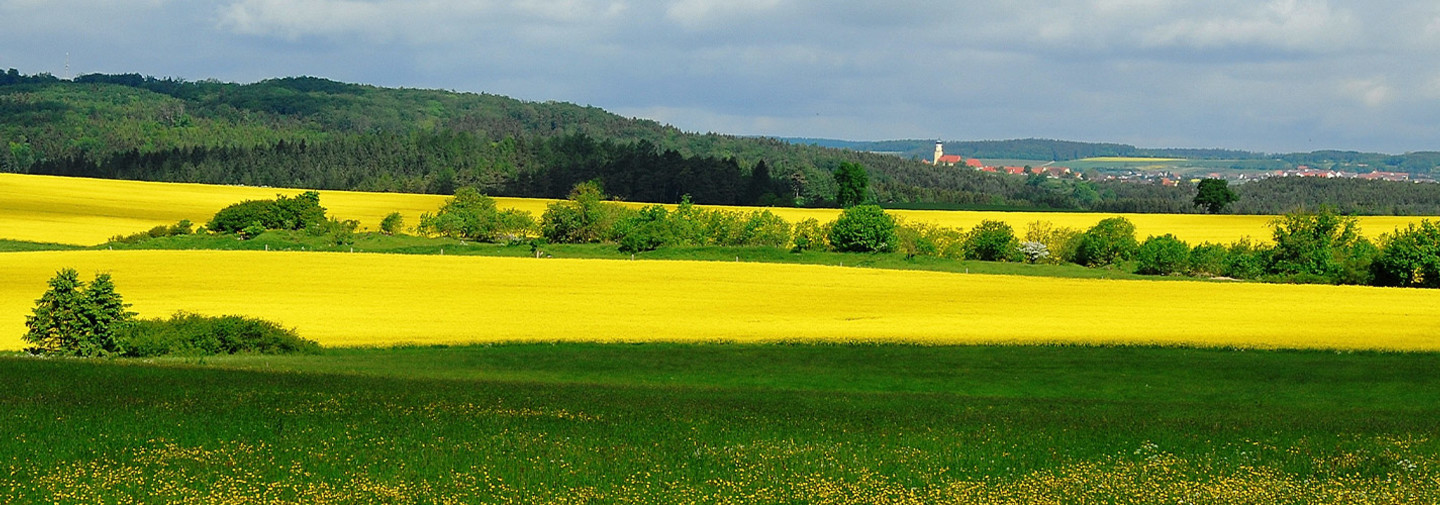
left=309, top=217, right=360, bottom=246
left=1135, top=234, right=1190, bottom=275
left=118, top=312, right=319, bottom=357
left=828, top=205, right=896, bottom=253
left=615, top=205, right=673, bottom=253
left=737, top=210, right=791, bottom=248
left=108, top=219, right=194, bottom=244
left=896, top=221, right=938, bottom=259
left=1371, top=220, right=1440, bottom=288
left=1267, top=207, right=1368, bottom=283
left=379, top=212, right=405, bottom=235
left=1025, top=221, right=1080, bottom=264
left=240, top=222, right=267, bottom=239
left=964, top=220, right=1021, bottom=262
left=208, top=191, right=326, bottom=233
left=1020, top=241, right=1050, bottom=263
left=418, top=187, right=535, bottom=242
left=1187, top=242, right=1229, bottom=277
left=541, top=182, right=625, bottom=244
left=790, top=218, right=828, bottom=252
left=1073, top=217, right=1138, bottom=267
left=1224, top=238, right=1269, bottom=280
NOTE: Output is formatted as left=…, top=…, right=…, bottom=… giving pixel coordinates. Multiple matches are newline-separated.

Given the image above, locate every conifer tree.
left=23, top=269, right=134, bottom=356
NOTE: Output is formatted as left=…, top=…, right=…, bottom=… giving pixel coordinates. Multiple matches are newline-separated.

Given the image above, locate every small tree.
left=1371, top=220, right=1440, bottom=288
left=541, top=181, right=623, bottom=244
left=24, top=269, right=134, bottom=356
left=1187, top=242, right=1229, bottom=277
left=964, top=220, right=1021, bottom=262
left=790, top=218, right=829, bottom=252
left=615, top=205, right=673, bottom=253
left=77, top=273, right=135, bottom=356
left=832, top=162, right=870, bottom=208
left=1135, top=234, right=1190, bottom=275
left=379, top=212, right=405, bottom=235
left=1193, top=178, right=1239, bottom=214
left=1020, top=241, right=1050, bottom=264
left=23, top=269, right=86, bottom=355
left=417, top=187, right=535, bottom=242
left=1073, top=217, right=1139, bottom=267
left=1268, top=207, right=1365, bottom=283
left=208, top=191, right=327, bottom=233
left=828, top=204, right=896, bottom=253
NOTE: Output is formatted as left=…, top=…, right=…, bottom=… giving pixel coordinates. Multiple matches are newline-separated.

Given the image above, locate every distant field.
left=4, top=250, right=1440, bottom=351
left=1076, top=156, right=1186, bottom=163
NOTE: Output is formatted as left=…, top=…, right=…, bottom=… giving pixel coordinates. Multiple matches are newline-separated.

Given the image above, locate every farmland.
left=4, top=250, right=1440, bottom=352
left=5, top=172, right=1440, bottom=502
left=3, top=173, right=1429, bottom=246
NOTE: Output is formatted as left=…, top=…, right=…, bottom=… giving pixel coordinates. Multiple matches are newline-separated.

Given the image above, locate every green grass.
left=2, top=343, right=1437, bottom=503
left=0, top=238, right=84, bottom=252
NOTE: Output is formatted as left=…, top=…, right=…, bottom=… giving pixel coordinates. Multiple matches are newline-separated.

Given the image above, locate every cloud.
left=217, top=0, right=630, bottom=44
left=1341, top=77, right=1394, bottom=107
left=1140, top=0, right=1359, bottom=53
left=665, top=0, right=783, bottom=29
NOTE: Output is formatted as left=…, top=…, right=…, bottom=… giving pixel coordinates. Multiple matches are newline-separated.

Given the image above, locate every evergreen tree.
left=23, top=269, right=87, bottom=355
left=78, top=273, right=135, bottom=356
left=23, top=269, right=135, bottom=356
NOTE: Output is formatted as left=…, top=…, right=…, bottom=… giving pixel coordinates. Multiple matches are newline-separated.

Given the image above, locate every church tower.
left=933, top=141, right=943, bottom=165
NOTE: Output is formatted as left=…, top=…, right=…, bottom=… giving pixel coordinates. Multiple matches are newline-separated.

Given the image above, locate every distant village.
left=923, top=142, right=1437, bottom=185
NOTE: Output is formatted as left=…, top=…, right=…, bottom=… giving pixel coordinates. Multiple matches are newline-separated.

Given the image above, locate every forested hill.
left=5, top=70, right=1440, bottom=214
left=2, top=70, right=1086, bottom=209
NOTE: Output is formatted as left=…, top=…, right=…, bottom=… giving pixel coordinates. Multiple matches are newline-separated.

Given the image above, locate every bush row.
left=411, top=184, right=1440, bottom=288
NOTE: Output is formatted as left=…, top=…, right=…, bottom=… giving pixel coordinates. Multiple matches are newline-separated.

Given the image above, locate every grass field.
left=4, top=249, right=1440, bottom=352
left=3, top=343, right=1437, bottom=504
left=4, top=173, right=1430, bottom=246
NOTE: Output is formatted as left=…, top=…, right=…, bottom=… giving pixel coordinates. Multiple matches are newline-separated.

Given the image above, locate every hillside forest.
left=4, top=70, right=1440, bottom=214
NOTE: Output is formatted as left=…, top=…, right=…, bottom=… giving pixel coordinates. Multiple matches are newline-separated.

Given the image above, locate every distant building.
left=930, top=141, right=977, bottom=168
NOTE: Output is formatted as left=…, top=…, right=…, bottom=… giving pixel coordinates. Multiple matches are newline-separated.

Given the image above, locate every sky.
left=2, top=0, right=1438, bottom=154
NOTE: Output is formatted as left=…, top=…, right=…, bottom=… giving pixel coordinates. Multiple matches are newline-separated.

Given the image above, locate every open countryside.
left=4, top=173, right=1430, bottom=246
left=5, top=67, right=1440, bottom=503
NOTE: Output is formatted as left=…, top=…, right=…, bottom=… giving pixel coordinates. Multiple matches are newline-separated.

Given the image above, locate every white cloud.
left=664, top=0, right=783, bottom=29
left=217, top=0, right=629, bottom=43
left=1140, top=0, right=1359, bottom=52
left=220, top=0, right=395, bottom=40
left=1341, top=77, right=1394, bottom=107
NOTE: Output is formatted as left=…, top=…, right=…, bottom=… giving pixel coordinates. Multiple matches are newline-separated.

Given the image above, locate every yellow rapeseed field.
left=0, top=172, right=554, bottom=245
left=1, top=172, right=1431, bottom=246
left=3, top=250, right=1439, bottom=351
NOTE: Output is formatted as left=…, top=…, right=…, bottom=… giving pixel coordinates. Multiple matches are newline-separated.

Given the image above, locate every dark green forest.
left=4, top=70, right=1439, bottom=213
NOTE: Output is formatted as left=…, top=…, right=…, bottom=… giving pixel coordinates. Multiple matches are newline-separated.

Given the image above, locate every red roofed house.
left=936, top=154, right=965, bottom=166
